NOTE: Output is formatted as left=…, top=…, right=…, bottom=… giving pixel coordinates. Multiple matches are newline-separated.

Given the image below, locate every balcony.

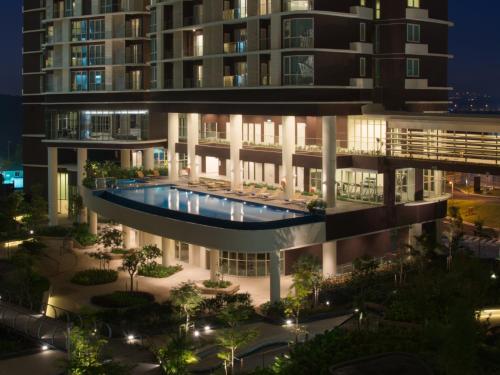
left=282, top=0, right=313, bottom=11
left=282, top=74, right=313, bottom=86
left=45, top=111, right=150, bottom=142
left=223, top=74, right=247, bottom=87
left=184, top=78, right=203, bottom=88
left=199, top=131, right=229, bottom=145
left=260, top=38, right=270, bottom=50
left=223, top=8, right=247, bottom=20
left=125, top=50, right=144, bottom=64
left=283, top=36, right=313, bottom=49
left=223, top=41, right=247, bottom=54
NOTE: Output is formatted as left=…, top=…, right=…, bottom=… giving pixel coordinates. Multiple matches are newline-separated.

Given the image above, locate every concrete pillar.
left=322, top=116, right=337, bottom=208
left=168, top=113, right=180, bottom=181
left=188, top=244, right=196, bottom=265
left=199, top=247, right=207, bottom=269
left=210, top=249, right=220, bottom=281
left=143, top=148, right=155, bottom=171
left=88, top=210, right=98, bottom=235
left=322, top=241, right=337, bottom=278
left=187, top=113, right=200, bottom=182
left=162, top=237, right=175, bottom=266
left=269, top=249, right=281, bottom=303
left=76, top=148, right=88, bottom=223
left=47, top=147, right=58, bottom=226
left=384, top=169, right=396, bottom=206
left=123, top=225, right=133, bottom=249
left=435, top=170, right=443, bottom=196
left=408, top=223, right=422, bottom=248
left=230, top=114, right=243, bottom=190
left=121, top=149, right=131, bottom=169
left=414, top=169, right=424, bottom=201
left=282, top=116, right=295, bottom=200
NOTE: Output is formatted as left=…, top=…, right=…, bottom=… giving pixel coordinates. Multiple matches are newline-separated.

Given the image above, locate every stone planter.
left=195, top=282, right=240, bottom=295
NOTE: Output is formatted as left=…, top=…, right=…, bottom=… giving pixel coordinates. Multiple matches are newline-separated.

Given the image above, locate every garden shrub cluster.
left=202, top=279, right=232, bottom=289
left=72, top=223, right=98, bottom=246
left=138, top=263, right=182, bottom=278
left=91, top=291, right=155, bottom=308
left=71, top=269, right=118, bottom=286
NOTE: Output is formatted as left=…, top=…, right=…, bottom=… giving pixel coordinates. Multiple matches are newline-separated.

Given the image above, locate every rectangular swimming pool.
left=107, top=185, right=306, bottom=222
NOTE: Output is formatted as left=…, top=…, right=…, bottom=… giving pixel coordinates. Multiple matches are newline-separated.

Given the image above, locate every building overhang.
left=42, top=139, right=167, bottom=150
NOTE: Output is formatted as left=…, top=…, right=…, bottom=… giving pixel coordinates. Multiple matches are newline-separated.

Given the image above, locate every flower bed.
left=196, top=280, right=240, bottom=295
left=138, top=264, right=182, bottom=278
left=91, top=291, right=155, bottom=308
left=202, top=280, right=232, bottom=289
left=71, top=269, right=118, bottom=286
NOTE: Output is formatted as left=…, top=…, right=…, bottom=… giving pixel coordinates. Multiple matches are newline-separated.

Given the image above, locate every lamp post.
left=448, top=180, right=454, bottom=199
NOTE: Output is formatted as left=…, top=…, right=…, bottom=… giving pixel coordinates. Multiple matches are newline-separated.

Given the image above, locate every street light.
left=448, top=180, right=454, bottom=199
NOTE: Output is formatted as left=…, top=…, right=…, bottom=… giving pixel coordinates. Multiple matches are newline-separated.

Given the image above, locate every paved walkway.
left=0, top=350, right=66, bottom=375
left=35, top=238, right=293, bottom=313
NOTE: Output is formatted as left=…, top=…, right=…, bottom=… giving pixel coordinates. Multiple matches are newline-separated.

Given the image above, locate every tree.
left=121, top=250, right=142, bottom=291
left=141, top=244, right=162, bottom=267
left=98, top=228, right=123, bottom=251
left=352, top=255, right=379, bottom=277
left=473, top=219, right=490, bottom=258
left=216, top=302, right=257, bottom=375
left=87, top=251, right=112, bottom=270
left=170, top=282, right=203, bottom=333
left=63, top=327, right=128, bottom=375
left=292, top=255, right=323, bottom=307
left=22, top=184, right=48, bottom=231
left=284, top=284, right=309, bottom=343
left=155, top=334, right=199, bottom=375
left=446, top=206, right=465, bottom=270
left=0, top=191, right=23, bottom=236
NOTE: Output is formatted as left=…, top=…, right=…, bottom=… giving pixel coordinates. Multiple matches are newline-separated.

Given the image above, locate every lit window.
left=406, top=58, right=420, bottom=77
left=375, top=0, right=381, bottom=19
left=407, top=0, right=420, bottom=8
left=359, top=57, right=367, bottom=77
left=407, top=24, right=421, bottom=43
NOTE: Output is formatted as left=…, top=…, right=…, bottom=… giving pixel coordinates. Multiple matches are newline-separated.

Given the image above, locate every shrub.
left=36, top=225, right=71, bottom=237
left=71, top=269, right=118, bottom=286
left=72, top=224, right=98, bottom=246
left=138, top=264, right=182, bottom=278
left=202, top=280, right=232, bottom=289
left=260, top=300, right=287, bottom=320
left=307, top=198, right=327, bottom=213
left=111, top=248, right=130, bottom=255
left=202, top=293, right=253, bottom=315
left=91, top=291, right=155, bottom=308
left=18, top=240, right=47, bottom=252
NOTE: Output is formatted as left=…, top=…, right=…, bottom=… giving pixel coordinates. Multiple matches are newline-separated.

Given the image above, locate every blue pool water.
left=107, top=185, right=305, bottom=222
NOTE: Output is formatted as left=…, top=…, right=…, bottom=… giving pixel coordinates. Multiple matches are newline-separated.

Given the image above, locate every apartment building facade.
left=23, top=0, right=483, bottom=301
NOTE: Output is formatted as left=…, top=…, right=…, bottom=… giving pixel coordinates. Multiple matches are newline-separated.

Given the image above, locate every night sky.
left=1, top=1, right=499, bottom=99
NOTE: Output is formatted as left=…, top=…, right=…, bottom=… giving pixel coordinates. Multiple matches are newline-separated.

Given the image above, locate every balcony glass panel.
left=283, top=55, right=313, bottom=85
left=282, top=0, right=313, bottom=11
left=45, top=110, right=149, bottom=141
left=283, top=18, right=313, bottom=48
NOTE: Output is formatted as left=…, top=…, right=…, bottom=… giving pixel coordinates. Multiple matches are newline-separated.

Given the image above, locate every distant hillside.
left=0, top=95, right=22, bottom=159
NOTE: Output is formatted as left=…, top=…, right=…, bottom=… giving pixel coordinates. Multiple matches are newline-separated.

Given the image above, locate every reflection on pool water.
left=108, top=185, right=306, bottom=222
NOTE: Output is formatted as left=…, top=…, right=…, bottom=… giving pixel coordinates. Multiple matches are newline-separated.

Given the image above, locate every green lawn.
left=449, top=199, right=500, bottom=229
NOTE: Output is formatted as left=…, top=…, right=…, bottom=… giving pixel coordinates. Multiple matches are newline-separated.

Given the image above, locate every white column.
left=210, top=249, right=220, bottom=281
left=168, top=113, right=179, bottom=181
left=408, top=223, right=422, bottom=248
left=187, top=113, right=200, bottom=182
left=121, top=149, right=131, bottom=169
left=435, top=170, right=443, bottom=196
left=188, top=244, right=196, bottom=265
left=143, top=147, right=155, bottom=171
left=322, top=116, right=337, bottom=208
left=88, top=210, right=98, bottom=235
left=199, top=247, right=207, bottom=269
left=123, top=225, right=133, bottom=249
left=282, top=116, right=295, bottom=200
left=322, top=241, right=337, bottom=278
left=230, top=114, right=243, bottom=190
left=76, top=148, right=88, bottom=223
left=47, top=147, right=58, bottom=226
left=162, top=237, right=175, bottom=266
left=269, top=249, right=281, bottom=303
left=407, top=169, right=416, bottom=201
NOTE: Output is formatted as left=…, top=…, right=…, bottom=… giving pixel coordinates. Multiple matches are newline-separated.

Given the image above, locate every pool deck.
left=138, top=178, right=378, bottom=215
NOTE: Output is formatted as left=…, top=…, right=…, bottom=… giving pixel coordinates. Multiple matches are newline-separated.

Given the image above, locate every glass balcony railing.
left=223, top=74, right=247, bottom=87
left=283, top=36, right=314, bottom=48
left=282, top=74, right=313, bottom=86
left=45, top=111, right=150, bottom=142
left=282, top=0, right=313, bottom=11
left=223, top=41, right=247, bottom=54
left=199, top=131, right=229, bottom=145
left=184, top=78, right=203, bottom=88
left=222, top=8, right=247, bottom=20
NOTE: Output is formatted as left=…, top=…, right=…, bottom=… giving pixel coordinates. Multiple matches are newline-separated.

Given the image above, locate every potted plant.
left=307, top=199, right=327, bottom=215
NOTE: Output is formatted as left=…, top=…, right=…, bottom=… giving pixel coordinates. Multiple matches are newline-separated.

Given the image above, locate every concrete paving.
left=0, top=350, right=66, bottom=375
